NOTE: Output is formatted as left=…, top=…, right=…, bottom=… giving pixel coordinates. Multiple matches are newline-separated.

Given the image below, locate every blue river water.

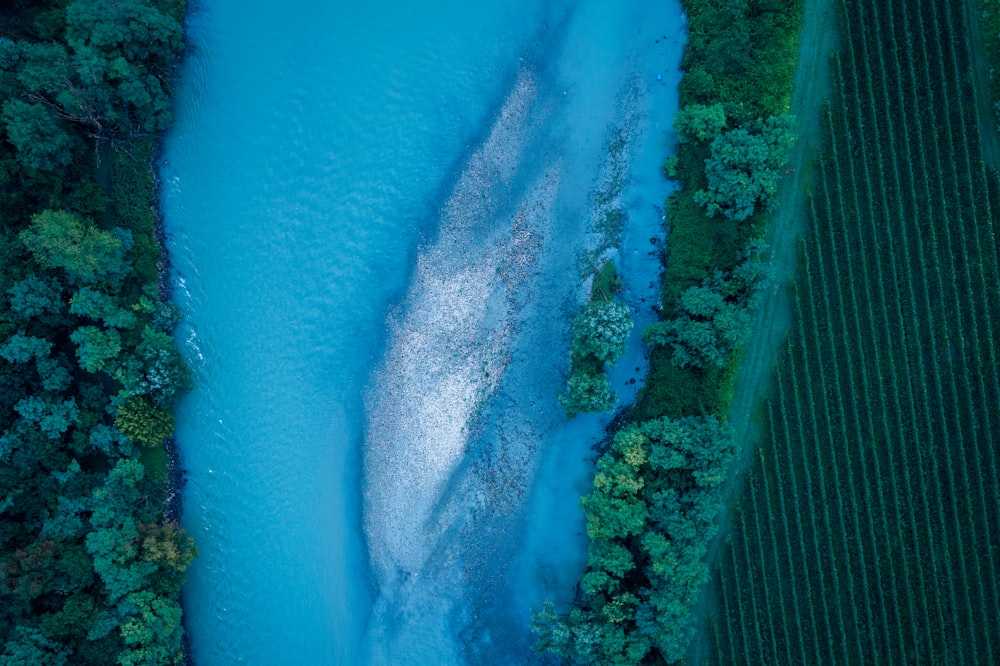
left=160, top=1, right=684, bottom=663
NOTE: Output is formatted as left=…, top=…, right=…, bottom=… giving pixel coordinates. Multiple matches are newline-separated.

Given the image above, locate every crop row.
left=705, top=0, right=1000, bottom=661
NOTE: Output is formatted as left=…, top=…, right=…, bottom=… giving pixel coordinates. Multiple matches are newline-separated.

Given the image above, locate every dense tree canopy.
left=559, top=371, right=616, bottom=418
left=19, top=210, right=132, bottom=284
left=2, top=98, right=76, bottom=171
left=0, top=2, right=192, bottom=664
left=572, top=299, right=633, bottom=365
left=3, top=0, right=182, bottom=145
left=533, top=416, right=736, bottom=665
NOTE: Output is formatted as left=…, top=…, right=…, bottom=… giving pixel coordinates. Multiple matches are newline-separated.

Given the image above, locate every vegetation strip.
left=0, top=2, right=194, bottom=664
left=531, top=0, right=805, bottom=662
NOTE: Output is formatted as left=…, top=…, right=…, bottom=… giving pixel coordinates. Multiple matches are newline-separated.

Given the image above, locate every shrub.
left=572, top=300, right=633, bottom=365
left=559, top=372, right=616, bottom=418
left=694, top=114, right=796, bottom=221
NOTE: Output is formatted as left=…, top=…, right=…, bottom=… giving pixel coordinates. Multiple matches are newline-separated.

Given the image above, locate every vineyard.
left=704, top=0, right=1000, bottom=662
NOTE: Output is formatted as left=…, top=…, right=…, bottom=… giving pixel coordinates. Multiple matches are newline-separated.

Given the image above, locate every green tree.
left=115, top=396, right=174, bottom=448
left=572, top=299, right=633, bottom=364
left=69, top=287, right=137, bottom=329
left=530, top=601, right=572, bottom=658
left=65, top=0, right=182, bottom=139
left=694, top=114, right=796, bottom=220
left=640, top=415, right=734, bottom=488
left=148, top=300, right=181, bottom=334
left=644, top=281, right=752, bottom=369
left=41, top=494, right=89, bottom=541
left=68, top=286, right=115, bottom=319
left=2, top=99, right=75, bottom=172
left=7, top=275, right=64, bottom=322
left=39, top=592, right=100, bottom=643
left=14, top=396, right=79, bottom=439
left=726, top=237, right=770, bottom=298
left=10, top=2, right=182, bottom=144
left=116, top=592, right=184, bottom=666
left=2, top=626, right=69, bottom=666
left=136, top=521, right=196, bottom=596
left=19, top=210, right=132, bottom=284
left=14, top=40, right=104, bottom=137
left=89, top=424, right=134, bottom=457
left=560, top=295, right=632, bottom=419
left=674, top=102, right=727, bottom=143
left=35, top=355, right=74, bottom=393
left=681, top=65, right=716, bottom=102
left=86, top=460, right=157, bottom=604
left=78, top=459, right=192, bottom=664
left=114, top=327, right=190, bottom=408
left=559, top=371, right=615, bottom=418
left=1, top=332, right=53, bottom=364
left=70, top=325, right=121, bottom=373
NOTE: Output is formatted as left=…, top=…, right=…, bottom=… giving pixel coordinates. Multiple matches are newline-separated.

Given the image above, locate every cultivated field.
left=705, top=0, right=1000, bottom=661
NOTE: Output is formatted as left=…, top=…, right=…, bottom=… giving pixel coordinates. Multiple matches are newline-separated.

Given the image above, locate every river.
left=160, top=0, right=684, bottom=663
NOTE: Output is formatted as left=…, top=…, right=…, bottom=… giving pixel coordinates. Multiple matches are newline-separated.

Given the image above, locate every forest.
left=0, top=1, right=194, bottom=664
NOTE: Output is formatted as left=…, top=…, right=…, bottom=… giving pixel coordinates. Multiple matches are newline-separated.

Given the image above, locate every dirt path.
left=687, top=0, right=840, bottom=659
left=724, top=0, right=838, bottom=465
left=962, top=0, right=1000, bottom=169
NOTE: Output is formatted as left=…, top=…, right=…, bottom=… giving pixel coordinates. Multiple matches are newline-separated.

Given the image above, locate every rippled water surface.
left=161, top=0, right=684, bottom=663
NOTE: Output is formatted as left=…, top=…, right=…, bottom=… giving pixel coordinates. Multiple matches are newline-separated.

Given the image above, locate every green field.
left=705, top=0, right=1000, bottom=662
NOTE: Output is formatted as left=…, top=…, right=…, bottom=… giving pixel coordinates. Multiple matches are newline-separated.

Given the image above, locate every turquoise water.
left=161, top=0, right=684, bottom=663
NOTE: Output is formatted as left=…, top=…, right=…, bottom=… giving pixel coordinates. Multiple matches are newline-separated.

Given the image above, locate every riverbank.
left=531, top=0, right=808, bottom=662
left=153, top=144, right=189, bottom=526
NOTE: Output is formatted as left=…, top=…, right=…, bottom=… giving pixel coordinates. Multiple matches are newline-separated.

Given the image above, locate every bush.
left=559, top=372, right=616, bottom=418
left=572, top=300, right=633, bottom=365
left=674, top=103, right=727, bottom=143
left=115, top=396, right=175, bottom=449
left=591, top=260, right=622, bottom=301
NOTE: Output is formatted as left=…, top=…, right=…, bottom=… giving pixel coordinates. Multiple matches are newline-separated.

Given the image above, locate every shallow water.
left=161, top=1, right=684, bottom=663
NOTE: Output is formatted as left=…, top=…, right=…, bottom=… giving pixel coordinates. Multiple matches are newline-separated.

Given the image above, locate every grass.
left=111, top=138, right=161, bottom=289
left=140, top=443, right=170, bottom=487
left=590, top=259, right=621, bottom=301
